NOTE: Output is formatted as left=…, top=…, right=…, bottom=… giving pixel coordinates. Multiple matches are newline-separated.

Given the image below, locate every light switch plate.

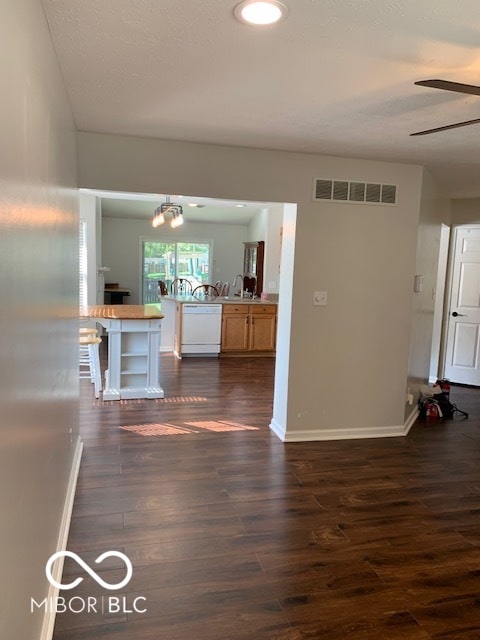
left=313, top=291, right=327, bottom=306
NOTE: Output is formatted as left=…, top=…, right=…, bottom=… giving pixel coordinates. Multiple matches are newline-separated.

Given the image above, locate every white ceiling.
left=44, top=0, right=480, bottom=198
left=90, top=190, right=266, bottom=224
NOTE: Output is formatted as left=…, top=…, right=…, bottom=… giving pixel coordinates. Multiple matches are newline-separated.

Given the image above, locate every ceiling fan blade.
left=415, top=79, right=480, bottom=96
left=410, top=117, right=480, bottom=136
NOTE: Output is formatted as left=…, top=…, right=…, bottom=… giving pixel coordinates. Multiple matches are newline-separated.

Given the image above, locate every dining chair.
left=170, top=278, right=193, bottom=295
left=192, top=284, right=219, bottom=300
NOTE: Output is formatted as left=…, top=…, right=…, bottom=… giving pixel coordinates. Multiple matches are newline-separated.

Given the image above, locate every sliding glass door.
left=142, top=241, right=211, bottom=302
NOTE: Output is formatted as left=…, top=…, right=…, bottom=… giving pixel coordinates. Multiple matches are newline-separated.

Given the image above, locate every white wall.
left=405, top=169, right=452, bottom=418
left=77, top=131, right=426, bottom=439
left=248, top=208, right=268, bottom=242
left=452, top=198, right=480, bottom=224
left=102, top=215, right=247, bottom=303
left=247, top=206, right=283, bottom=295
left=429, top=223, right=451, bottom=383
left=0, top=1, right=79, bottom=638
left=80, top=192, right=100, bottom=306
left=263, top=204, right=283, bottom=295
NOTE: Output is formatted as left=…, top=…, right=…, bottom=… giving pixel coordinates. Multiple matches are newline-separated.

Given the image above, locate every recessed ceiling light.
left=235, top=203, right=247, bottom=207
left=234, top=0, right=288, bottom=26
left=188, top=203, right=199, bottom=207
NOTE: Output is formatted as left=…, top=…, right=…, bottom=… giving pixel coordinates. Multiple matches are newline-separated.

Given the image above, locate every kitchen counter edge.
left=160, top=296, right=277, bottom=305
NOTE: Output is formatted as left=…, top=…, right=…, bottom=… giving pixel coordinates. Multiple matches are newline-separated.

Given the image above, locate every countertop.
left=84, top=304, right=164, bottom=319
left=160, top=295, right=277, bottom=305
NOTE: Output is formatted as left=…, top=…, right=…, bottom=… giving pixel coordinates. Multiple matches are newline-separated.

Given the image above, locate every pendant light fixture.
left=152, top=196, right=184, bottom=228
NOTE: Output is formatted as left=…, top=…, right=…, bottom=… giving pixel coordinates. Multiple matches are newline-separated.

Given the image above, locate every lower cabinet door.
left=221, top=313, right=249, bottom=351
left=249, top=314, right=276, bottom=351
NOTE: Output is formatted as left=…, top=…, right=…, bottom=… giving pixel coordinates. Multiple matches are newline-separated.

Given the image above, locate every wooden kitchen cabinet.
left=249, top=307, right=277, bottom=351
left=221, top=304, right=276, bottom=353
left=221, top=305, right=249, bottom=351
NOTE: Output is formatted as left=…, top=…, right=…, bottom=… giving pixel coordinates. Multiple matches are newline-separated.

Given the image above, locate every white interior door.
left=444, top=226, right=480, bottom=385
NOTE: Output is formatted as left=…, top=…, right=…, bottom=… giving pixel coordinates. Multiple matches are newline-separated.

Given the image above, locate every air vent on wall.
left=314, top=179, right=397, bottom=205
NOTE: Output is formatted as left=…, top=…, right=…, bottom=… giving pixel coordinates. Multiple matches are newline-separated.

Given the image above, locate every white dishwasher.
left=181, top=304, right=222, bottom=356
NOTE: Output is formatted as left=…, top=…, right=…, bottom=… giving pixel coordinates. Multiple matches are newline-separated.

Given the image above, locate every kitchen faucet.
left=231, top=274, right=244, bottom=298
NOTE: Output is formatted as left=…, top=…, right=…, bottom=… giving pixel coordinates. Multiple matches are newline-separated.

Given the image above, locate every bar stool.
left=79, top=332, right=102, bottom=398
left=79, top=327, right=98, bottom=376
left=79, top=327, right=97, bottom=336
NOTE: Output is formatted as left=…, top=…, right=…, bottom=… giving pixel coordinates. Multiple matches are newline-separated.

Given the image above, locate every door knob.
left=452, top=311, right=465, bottom=317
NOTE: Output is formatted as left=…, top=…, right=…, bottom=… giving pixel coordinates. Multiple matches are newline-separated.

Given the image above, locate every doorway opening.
left=79, top=188, right=297, bottom=438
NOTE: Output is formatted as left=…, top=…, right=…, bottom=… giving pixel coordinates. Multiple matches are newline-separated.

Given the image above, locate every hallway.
left=54, top=358, right=480, bottom=639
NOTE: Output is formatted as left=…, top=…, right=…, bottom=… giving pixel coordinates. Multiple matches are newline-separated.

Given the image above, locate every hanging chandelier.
left=152, top=196, right=184, bottom=228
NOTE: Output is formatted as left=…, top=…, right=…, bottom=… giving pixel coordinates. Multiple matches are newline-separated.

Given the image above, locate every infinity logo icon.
left=46, top=551, right=133, bottom=591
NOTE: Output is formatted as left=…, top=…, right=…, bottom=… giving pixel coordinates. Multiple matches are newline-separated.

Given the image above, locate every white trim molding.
left=39, top=436, right=83, bottom=640
left=270, top=408, right=420, bottom=442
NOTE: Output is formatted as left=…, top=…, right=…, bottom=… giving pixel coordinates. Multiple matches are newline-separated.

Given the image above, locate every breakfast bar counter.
left=85, top=305, right=164, bottom=400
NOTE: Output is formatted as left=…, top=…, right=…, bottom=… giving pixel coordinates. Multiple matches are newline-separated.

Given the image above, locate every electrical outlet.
left=313, top=291, right=327, bottom=306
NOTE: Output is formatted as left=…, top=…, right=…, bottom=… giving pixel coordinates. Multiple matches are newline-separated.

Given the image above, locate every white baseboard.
left=404, top=406, right=420, bottom=434
left=39, top=435, right=83, bottom=640
left=270, top=408, right=420, bottom=442
left=269, top=418, right=286, bottom=441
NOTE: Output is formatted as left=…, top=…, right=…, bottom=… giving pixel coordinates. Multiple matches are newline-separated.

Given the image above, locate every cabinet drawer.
left=249, top=304, right=276, bottom=314
left=222, top=304, right=249, bottom=314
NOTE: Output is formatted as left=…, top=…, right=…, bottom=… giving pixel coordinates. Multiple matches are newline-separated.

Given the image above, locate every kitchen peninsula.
left=159, top=296, right=277, bottom=357
left=86, top=304, right=164, bottom=400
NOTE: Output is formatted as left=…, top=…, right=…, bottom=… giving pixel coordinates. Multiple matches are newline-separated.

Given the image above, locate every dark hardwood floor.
left=53, top=353, right=480, bottom=639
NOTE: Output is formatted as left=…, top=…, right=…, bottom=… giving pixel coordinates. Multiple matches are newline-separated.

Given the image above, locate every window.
left=142, top=240, right=211, bottom=302
left=79, top=219, right=88, bottom=309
